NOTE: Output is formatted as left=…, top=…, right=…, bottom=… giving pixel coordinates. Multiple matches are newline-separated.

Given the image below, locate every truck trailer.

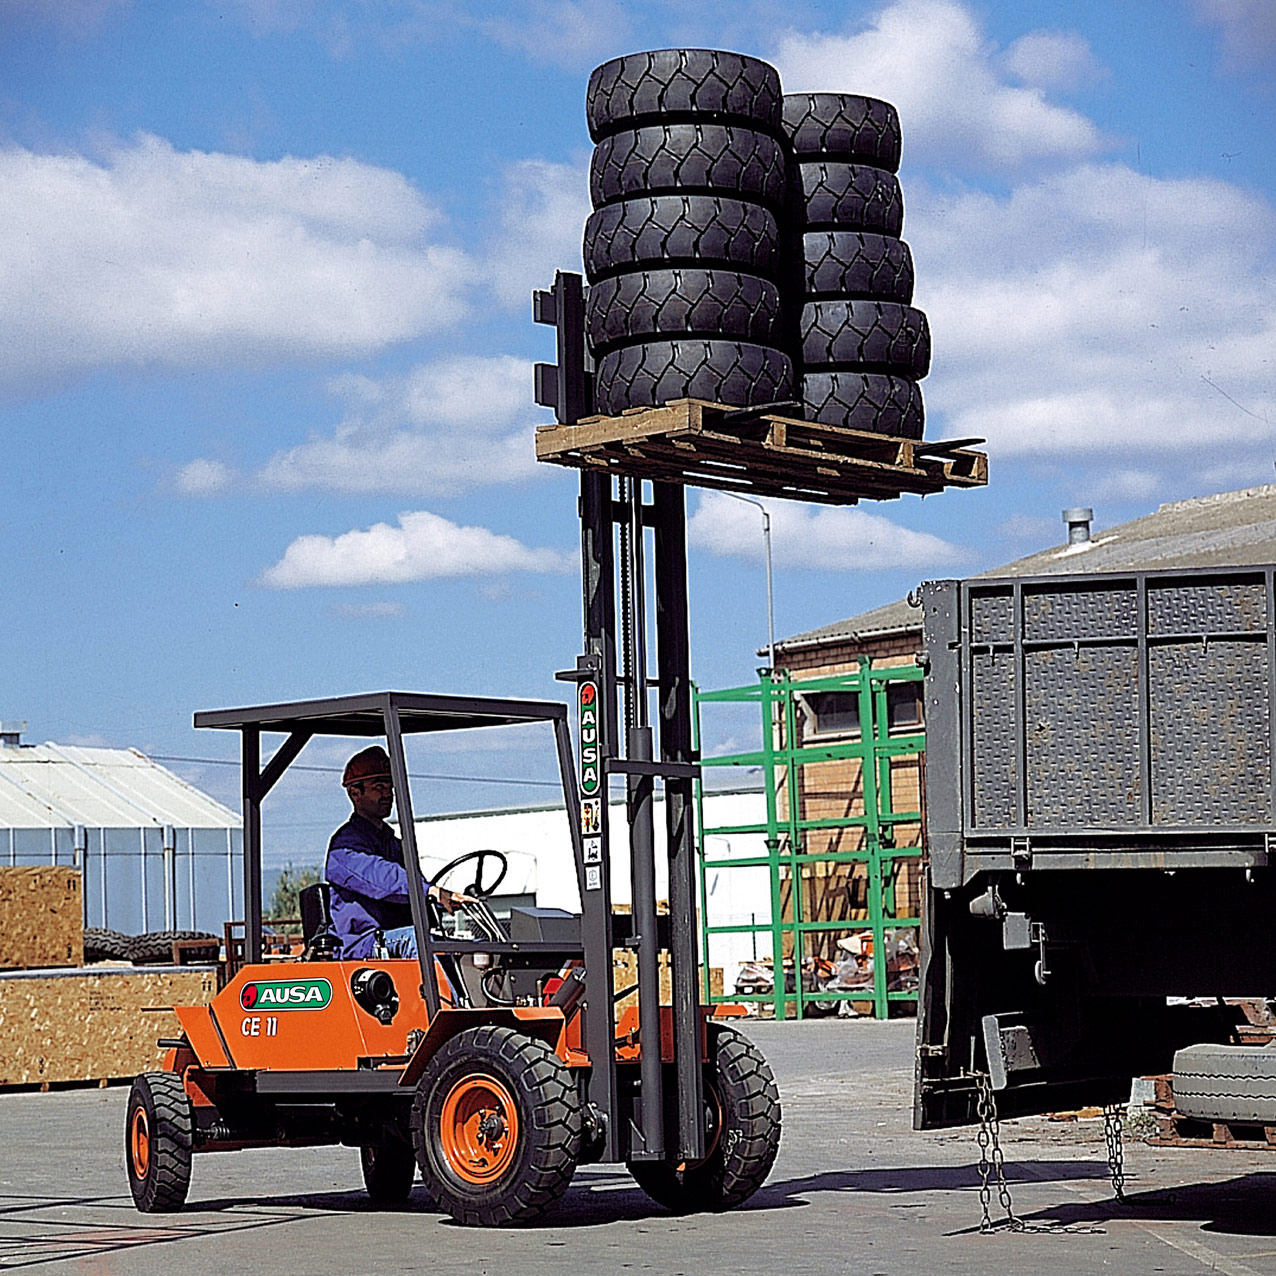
left=915, top=563, right=1276, bottom=1134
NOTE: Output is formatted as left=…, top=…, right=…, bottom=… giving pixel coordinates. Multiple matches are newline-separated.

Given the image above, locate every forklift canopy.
left=193, top=690, right=570, bottom=736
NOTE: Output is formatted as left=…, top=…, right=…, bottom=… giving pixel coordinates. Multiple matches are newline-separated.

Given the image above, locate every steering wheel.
left=430, top=848, right=509, bottom=899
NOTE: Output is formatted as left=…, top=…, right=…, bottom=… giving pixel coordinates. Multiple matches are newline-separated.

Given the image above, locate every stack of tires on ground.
left=581, top=49, right=929, bottom=439
left=83, top=927, right=217, bottom=965
left=584, top=49, right=795, bottom=415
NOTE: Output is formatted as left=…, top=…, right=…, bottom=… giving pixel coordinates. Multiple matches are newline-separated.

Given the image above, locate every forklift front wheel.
left=629, top=1024, right=781, bottom=1214
left=125, top=1073, right=193, bottom=1213
left=411, top=1025, right=582, bottom=1226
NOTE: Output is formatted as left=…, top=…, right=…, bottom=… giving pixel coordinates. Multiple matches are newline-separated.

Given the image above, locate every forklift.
left=124, top=691, right=779, bottom=1225
left=125, top=274, right=785, bottom=1222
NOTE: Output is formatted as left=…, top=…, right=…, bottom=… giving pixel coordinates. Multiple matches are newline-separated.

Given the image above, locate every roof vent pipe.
left=1062, top=507, right=1093, bottom=545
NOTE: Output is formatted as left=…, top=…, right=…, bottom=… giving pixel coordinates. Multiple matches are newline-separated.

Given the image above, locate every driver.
left=325, top=746, right=472, bottom=959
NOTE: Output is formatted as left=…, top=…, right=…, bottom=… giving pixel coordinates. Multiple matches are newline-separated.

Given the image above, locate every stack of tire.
left=583, top=50, right=795, bottom=414
left=82, top=927, right=218, bottom=965
left=783, top=93, right=929, bottom=438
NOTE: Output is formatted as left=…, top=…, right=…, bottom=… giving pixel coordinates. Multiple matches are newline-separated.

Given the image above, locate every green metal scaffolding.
left=694, top=662, right=924, bottom=1020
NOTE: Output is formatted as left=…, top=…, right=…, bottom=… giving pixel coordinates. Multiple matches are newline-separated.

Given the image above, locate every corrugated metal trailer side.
left=924, top=566, right=1276, bottom=886
left=915, top=565, right=1276, bottom=1128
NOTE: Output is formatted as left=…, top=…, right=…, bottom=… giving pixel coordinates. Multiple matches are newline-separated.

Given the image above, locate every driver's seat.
left=299, top=882, right=341, bottom=960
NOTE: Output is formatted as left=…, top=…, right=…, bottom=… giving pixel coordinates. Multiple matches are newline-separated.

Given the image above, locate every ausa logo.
left=240, top=978, right=332, bottom=1011
left=579, top=680, right=600, bottom=796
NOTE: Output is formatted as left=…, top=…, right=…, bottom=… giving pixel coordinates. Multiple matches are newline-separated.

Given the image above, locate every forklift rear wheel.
left=360, top=1137, right=417, bottom=1204
left=126, top=1072, right=193, bottom=1213
left=629, top=1024, right=780, bottom=1214
left=411, top=1025, right=582, bottom=1226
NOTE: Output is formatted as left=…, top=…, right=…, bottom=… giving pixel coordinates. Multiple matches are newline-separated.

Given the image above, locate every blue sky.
left=4, top=0, right=1274, bottom=863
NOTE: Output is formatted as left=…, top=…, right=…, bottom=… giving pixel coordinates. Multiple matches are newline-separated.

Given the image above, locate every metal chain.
left=974, top=1074, right=1111, bottom=1236
left=975, top=1073, right=1023, bottom=1233
left=1103, top=1103, right=1127, bottom=1202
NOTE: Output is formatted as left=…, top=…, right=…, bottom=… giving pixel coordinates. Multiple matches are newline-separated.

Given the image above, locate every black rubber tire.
left=127, top=930, right=218, bottom=965
left=1173, top=1044, right=1276, bottom=1124
left=803, top=370, right=925, bottom=438
left=801, top=997, right=842, bottom=1018
left=783, top=93, right=902, bottom=170
left=587, top=268, right=783, bottom=355
left=801, top=300, right=931, bottom=378
left=83, top=927, right=131, bottom=963
left=411, top=1025, right=582, bottom=1226
left=583, top=195, right=781, bottom=283
left=361, top=1136, right=417, bottom=1203
left=590, top=124, right=788, bottom=212
left=797, top=162, right=904, bottom=235
left=587, top=49, right=783, bottom=142
left=803, top=231, right=914, bottom=302
left=594, top=339, right=793, bottom=415
left=629, top=1025, right=781, bottom=1214
left=126, top=1072, right=193, bottom=1213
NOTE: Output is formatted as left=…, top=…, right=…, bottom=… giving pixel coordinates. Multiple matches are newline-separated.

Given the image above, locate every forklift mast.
left=536, top=271, right=706, bottom=1165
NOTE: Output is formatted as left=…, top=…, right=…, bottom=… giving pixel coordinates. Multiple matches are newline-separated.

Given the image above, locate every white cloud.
left=175, top=458, right=234, bottom=496
left=996, top=513, right=1058, bottom=544
left=1193, top=0, right=1276, bottom=70
left=771, top=0, right=1105, bottom=173
left=0, top=134, right=472, bottom=395
left=1001, top=30, right=1104, bottom=91
left=259, top=509, right=573, bottom=588
left=482, top=158, right=591, bottom=309
left=1091, top=470, right=1162, bottom=503
left=688, top=490, right=969, bottom=571
left=251, top=354, right=544, bottom=496
left=476, top=0, right=632, bottom=68
left=909, top=162, right=1276, bottom=460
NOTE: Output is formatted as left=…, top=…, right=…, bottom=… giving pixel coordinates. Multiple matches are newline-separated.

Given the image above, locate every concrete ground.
left=2, top=1019, right=1275, bottom=1275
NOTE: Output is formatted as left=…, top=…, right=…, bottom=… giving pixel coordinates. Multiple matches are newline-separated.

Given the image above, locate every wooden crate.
left=0, top=967, right=216, bottom=1087
left=0, top=867, right=83, bottom=970
left=535, top=398, right=987, bottom=506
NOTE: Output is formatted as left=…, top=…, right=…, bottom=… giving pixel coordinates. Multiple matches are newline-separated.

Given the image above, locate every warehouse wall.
left=1, top=825, right=242, bottom=935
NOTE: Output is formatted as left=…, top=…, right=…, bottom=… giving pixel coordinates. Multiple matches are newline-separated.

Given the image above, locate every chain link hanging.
left=975, top=1073, right=1023, bottom=1233
left=974, top=1073, right=1113, bottom=1236
left=1103, top=1103, right=1127, bottom=1202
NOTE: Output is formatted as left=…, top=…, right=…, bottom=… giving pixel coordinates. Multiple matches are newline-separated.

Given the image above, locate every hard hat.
left=342, top=745, right=392, bottom=788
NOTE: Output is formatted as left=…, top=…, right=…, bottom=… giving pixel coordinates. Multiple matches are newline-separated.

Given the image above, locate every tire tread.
left=126, top=1072, right=193, bottom=1213
left=588, top=50, right=783, bottom=141
left=594, top=339, right=793, bottom=415
left=590, top=124, right=788, bottom=211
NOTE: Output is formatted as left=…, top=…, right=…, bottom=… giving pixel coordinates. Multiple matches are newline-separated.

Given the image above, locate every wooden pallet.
left=1147, top=1113, right=1276, bottom=1150
left=535, top=398, right=987, bottom=506
left=1145, top=1073, right=1276, bottom=1150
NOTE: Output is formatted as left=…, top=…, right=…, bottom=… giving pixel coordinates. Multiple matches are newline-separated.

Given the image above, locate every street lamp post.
left=719, top=491, right=776, bottom=673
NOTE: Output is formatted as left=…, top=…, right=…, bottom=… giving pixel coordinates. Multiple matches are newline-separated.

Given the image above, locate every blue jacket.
left=325, top=813, right=426, bottom=959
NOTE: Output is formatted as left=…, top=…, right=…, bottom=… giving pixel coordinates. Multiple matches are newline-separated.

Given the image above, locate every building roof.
left=0, top=743, right=240, bottom=830
left=771, top=597, right=923, bottom=654
left=774, top=484, right=1276, bottom=652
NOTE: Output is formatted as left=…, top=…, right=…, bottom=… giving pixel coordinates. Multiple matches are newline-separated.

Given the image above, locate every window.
left=886, top=681, right=923, bottom=730
left=800, top=681, right=922, bottom=739
left=803, top=691, right=860, bottom=737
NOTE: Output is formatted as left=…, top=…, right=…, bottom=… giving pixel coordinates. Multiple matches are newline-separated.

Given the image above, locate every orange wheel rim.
left=438, top=1073, right=520, bottom=1185
left=130, top=1107, right=151, bottom=1179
